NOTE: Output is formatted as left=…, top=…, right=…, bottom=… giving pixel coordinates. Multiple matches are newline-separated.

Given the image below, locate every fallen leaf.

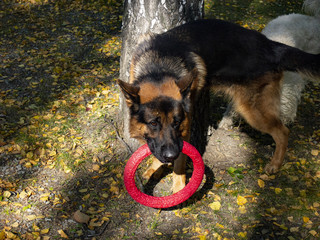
left=238, top=205, right=247, bottom=214
left=237, top=196, right=247, bottom=206
left=208, top=201, right=221, bottom=211
left=40, top=192, right=51, bottom=201
left=26, top=215, right=37, bottom=221
left=11, top=221, right=19, bottom=228
left=311, top=149, right=319, bottom=156
left=290, top=227, right=299, bottom=232
left=303, top=216, right=310, bottom=223
left=309, top=230, right=317, bottom=236
left=58, top=229, right=68, bottom=239
left=238, top=232, right=247, bottom=238
left=215, top=223, right=225, bottom=229
left=40, top=228, right=50, bottom=234
left=257, top=179, right=265, bottom=188
left=274, top=188, right=282, bottom=194
left=3, top=191, right=11, bottom=198
left=92, top=164, right=100, bottom=171
left=0, top=231, right=5, bottom=240
left=82, top=194, right=90, bottom=201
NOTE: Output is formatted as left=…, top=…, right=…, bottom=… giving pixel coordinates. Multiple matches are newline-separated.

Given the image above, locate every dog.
left=219, top=0, right=320, bottom=128
left=118, top=18, right=320, bottom=193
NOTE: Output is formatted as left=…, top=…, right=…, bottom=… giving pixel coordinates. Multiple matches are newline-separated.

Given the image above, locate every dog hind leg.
left=231, top=74, right=289, bottom=173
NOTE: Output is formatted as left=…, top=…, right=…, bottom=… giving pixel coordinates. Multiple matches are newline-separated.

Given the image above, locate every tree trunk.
left=119, top=0, right=207, bottom=152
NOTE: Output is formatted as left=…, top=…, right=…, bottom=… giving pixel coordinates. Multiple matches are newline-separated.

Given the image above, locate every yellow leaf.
left=82, top=194, right=90, bottom=201
left=56, top=114, right=64, bottom=120
left=40, top=228, right=50, bottom=234
left=198, top=235, right=206, bottom=240
left=48, top=150, right=56, bottom=157
left=19, top=190, right=28, bottom=199
left=237, top=196, right=247, bottom=206
left=208, top=201, right=221, bottom=211
left=238, top=232, right=247, bottom=238
left=290, top=227, right=299, bottom=232
left=40, top=196, right=49, bottom=201
left=313, top=202, right=320, bottom=208
left=110, top=186, right=119, bottom=194
left=26, top=152, right=34, bottom=159
left=287, top=216, right=294, bottom=222
left=173, top=229, right=179, bottom=234
left=58, top=229, right=68, bottom=239
left=79, top=188, right=87, bottom=193
left=311, top=149, right=319, bottom=156
left=27, top=215, right=37, bottom=221
left=309, top=230, right=317, bottom=236
left=258, top=179, right=265, bottom=188
left=215, top=223, right=225, bottom=229
left=3, top=191, right=11, bottom=198
left=46, top=143, right=52, bottom=149
left=273, top=222, right=288, bottom=230
left=11, top=221, right=19, bottom=228
left=5, top=232, right=18, bottom=239
left=238, top=205, right=247, bottom=214
left=0, top=230, right=5, bottom=240
left=303, top=216, right=310, bottom=223
left=274, top=188, right=282, bottom=194
left=63, top=166, right=71, bottom=173
left=92, top=164, right=100, bottom=171
left=33, top=223, right=40, bottom=231
left=102, top=193, right=109, bottom=198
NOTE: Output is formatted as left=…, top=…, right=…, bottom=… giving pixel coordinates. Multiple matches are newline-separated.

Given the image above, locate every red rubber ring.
left=124, top=141, right=205, bottom=208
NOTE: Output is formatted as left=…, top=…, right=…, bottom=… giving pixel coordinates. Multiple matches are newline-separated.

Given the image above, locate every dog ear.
left=117, top=79, right=140, bottom=109
left=176, top=69, right=197, bottom=112
left=177, top=69, right=197, bottom=99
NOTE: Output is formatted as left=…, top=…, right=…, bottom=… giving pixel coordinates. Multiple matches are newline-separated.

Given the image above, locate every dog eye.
left=172, top=120, right=180, bottom=128
left=149, top=120, right=158, bottom=127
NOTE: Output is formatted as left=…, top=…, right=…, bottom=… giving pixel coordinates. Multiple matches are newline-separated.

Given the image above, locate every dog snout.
left=161, top=145, right=180, bottom=162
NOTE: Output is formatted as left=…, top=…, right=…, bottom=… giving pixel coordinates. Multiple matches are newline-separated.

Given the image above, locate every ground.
left=0, top=0, right=320, bottom=239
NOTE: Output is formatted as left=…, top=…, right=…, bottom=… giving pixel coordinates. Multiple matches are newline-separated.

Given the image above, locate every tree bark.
left=119, top=0, right=206, bottom=152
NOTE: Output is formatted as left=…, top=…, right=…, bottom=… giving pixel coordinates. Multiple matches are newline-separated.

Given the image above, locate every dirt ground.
left=1, top=1, right=320, bottom=239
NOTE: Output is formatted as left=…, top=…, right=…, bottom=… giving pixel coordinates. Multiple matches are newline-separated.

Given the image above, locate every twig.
left=104, top=115, right=133, bottom=154
left=104, top=116, right=144, bottom=192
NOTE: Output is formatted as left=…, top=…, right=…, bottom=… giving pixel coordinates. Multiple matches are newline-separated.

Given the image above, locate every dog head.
left=118, top=71, right=195, bottom=163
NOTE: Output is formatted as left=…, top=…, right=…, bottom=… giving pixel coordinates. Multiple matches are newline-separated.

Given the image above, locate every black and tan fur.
left=118, top=19, right=320, bottom=193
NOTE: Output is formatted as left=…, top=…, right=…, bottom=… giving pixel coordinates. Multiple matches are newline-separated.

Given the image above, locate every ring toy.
left=124, top=141, right=204, bottom=208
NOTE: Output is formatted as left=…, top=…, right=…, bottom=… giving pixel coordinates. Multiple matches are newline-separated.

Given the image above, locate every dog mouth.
left=147, top=139, right=183, bottom=164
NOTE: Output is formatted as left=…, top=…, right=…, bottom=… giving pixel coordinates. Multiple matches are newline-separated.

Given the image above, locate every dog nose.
left=162, top=149, right=179, bottom=162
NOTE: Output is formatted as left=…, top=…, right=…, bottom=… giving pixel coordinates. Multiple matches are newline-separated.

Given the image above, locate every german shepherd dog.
left=118, top=19, right=320, bottom=193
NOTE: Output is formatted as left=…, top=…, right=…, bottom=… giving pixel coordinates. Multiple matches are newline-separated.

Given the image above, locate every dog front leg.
left=142, top=158, right=164, bottom=180
left=172, top=154, right=187, bottom=193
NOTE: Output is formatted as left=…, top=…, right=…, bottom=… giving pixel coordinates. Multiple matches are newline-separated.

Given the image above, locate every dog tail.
left=277, top=44, right=320, bottom=82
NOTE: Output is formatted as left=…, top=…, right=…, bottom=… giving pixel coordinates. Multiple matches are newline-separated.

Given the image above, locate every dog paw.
left=142, top=168, right=163, bottom=180
left=142, top=169, right=154, bottom=180
left=264, top=163, right=280, bottom=174
left=172, top=182, right=186, bottom=194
